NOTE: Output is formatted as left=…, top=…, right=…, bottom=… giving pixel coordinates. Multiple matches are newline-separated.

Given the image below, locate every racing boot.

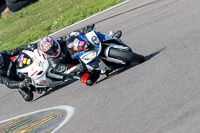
left=18, top=88, right=33, bottom=102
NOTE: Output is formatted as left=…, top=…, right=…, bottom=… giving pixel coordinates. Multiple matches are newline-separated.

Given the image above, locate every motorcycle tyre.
left=108, top=48, right=145, bottom=63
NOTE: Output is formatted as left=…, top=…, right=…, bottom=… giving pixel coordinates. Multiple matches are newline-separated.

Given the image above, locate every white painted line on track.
left=49, top=0, right=130, bottom=36
left=33, top=0, right=130, bottom=42
left=52, top=105, right=75, bottom=133
left=0, top=105, right=75, bottom=133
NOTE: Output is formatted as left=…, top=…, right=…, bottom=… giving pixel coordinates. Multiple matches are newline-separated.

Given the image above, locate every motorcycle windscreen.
left=16, top=53, right=33, bottom=69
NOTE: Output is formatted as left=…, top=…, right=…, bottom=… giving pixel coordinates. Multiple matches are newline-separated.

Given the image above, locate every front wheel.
left=108, top=48, right=145, bottom=63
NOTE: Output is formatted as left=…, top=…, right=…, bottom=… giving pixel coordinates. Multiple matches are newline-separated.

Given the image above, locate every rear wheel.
left=108, top=48, right=145, bottom=63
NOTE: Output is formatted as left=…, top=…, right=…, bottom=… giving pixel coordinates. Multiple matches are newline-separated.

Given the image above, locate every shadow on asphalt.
left=144, top=47, right=166, bottom=61
left=97, top=47, right=166, bottom=84
left=32, top=47, right=165, bottom=102
left=32, top=79, right=78, bottom=102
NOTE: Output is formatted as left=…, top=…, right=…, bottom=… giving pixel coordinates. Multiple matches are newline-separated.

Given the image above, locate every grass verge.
left=0, top=0, right=124, bottom=51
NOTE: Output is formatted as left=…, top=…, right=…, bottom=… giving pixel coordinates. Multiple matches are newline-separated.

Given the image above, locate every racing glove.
left=75, top=24, right=95, bottom=34
left=63, top=63, right=86, bottom=77
left=27, top=43, right=38, bottom=51
left=19, top=78, right=31, bottom=88
left=75, top=63, right=86, bottom=73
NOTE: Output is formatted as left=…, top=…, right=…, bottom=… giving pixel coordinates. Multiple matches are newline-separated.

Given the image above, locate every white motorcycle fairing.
left=16, top=49, right=51, bottom=88
left=16, top=49, right=76, bottom=94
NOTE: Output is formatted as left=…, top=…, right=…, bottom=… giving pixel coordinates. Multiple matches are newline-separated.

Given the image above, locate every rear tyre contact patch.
left=0, top=105, right=74, bottom=133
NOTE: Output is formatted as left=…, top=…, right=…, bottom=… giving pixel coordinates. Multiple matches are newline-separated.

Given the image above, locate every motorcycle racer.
left=39, top=36, right=81, bottom=77
left=0, top=36, right=80, bottom=102
left=0, top=24, right=122, bottom=102
left=0, top=44, right=37, bottom=102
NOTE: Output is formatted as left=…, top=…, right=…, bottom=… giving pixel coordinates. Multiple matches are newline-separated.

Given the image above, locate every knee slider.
left=80, top=73, right=99, bottom=86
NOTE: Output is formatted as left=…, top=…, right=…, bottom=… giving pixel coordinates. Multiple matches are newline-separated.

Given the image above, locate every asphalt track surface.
left=1, top=0, right=200, bottom=132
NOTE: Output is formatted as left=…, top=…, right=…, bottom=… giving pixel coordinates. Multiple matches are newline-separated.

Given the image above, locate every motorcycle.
left=72, top=29, right=145, bottom=76
left=15, top=29, right=145, bottom=94
left=15, top=49, right=73, bottom=94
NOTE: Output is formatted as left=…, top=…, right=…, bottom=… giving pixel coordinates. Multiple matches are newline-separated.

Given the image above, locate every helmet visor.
left=45, top=43, right=58, bottom=56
